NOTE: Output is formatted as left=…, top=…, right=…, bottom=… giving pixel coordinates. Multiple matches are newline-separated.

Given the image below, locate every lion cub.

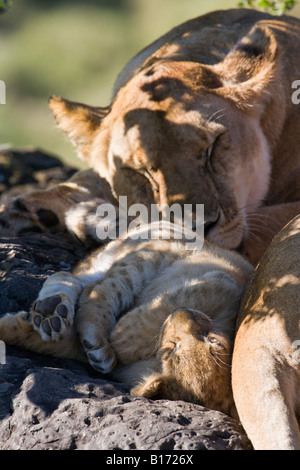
left=0, top=233, right=252, bottom=415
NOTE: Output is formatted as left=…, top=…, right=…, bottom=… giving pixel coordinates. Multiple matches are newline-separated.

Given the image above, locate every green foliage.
left=0, top=0, right=8, bottom=14
left=237, top=0, right=297, bottom=15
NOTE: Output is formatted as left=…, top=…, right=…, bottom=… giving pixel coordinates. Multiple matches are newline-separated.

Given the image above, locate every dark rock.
left=0, top=347, right=251, bottom=450
left=0, top=232, right=87, bottom=313
left=0, top=147, right=77, bottom=203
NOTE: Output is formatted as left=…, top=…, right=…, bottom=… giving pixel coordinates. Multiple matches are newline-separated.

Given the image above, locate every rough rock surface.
left=0, top=233, right=87, bottom=313
left=0, top=149, right=252, bottom=450
left=0, top=348, right=251, bottom=450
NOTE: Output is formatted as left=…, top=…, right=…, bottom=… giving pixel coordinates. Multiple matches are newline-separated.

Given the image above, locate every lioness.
left=0, top=230, right=253, bottom=416
left=2, top=9, right=300, bottom=264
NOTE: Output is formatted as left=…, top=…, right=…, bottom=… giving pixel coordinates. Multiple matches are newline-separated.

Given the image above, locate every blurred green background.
left=1, top=0, right=300, bottom=169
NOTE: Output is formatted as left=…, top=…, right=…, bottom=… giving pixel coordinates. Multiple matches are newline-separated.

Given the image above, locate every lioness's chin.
left=206, top=220, right=245, bottom=251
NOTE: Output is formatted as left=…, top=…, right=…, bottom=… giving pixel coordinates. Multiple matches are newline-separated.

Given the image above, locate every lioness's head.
left=131, top=308, right=234, bottom=415
left=49, top=24, right=278, bottom=250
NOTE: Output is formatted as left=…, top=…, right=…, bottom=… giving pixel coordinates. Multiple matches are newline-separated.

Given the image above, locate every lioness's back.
left=114, top=8, right=300, bottom=95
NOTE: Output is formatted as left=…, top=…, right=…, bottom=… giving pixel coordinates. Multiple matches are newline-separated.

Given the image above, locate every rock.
left=0, top=232, right=87, bottom=313
left=0, top=347, right=251, bottom=450
left=0, top=147, right=76, bottom=203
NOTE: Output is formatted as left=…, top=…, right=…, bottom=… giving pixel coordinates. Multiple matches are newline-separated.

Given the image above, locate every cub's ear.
left=49, top=96, right=110, bottom=161
left=214, top=25, right=279, bottom=113
left=131, top=373, right=165, bottom=399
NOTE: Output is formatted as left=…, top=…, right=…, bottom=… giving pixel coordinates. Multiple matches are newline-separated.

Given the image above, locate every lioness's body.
left=232, top=215, right=300, bottom=450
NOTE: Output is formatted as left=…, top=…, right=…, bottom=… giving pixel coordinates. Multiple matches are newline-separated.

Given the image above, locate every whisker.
left=246, top=213, right=282, bottom=225
left=215, top=354, right=231, bottom=368
left=246, top=223, right=276, bottom=238
left=246, top=220, right=280, bottom=235
left=240, top=207, right=277, bottom=224
left=210, top=352, right=231, bottom=370
left=205, top=108, right=226, bottom=126
left=241, top=206, right=288, bottom=227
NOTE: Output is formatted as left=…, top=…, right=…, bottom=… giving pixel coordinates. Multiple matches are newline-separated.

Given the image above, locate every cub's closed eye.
left=208, top=335, right=226, bottom=349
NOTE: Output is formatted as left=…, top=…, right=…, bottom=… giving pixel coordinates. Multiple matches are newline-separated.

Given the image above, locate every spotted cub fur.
left=0, top=233, right=252, bottom=415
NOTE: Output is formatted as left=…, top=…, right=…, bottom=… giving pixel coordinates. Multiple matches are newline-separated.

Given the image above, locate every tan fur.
left=130, top=308, right=236, bottom=416
left=0, top=232, right=252, bottom=415
left=232, top=214, right=300, bottom=449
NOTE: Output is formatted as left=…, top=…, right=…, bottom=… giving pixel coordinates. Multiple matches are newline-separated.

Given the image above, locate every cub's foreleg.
left=76, top=248, right=173, bottom=374
left=0, top=241, right=119, bottom=361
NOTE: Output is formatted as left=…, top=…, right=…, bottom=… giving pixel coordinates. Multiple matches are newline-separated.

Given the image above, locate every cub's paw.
left=31, top=294, right=74, bottom=342
left=81, top=333, right=117, bottom=374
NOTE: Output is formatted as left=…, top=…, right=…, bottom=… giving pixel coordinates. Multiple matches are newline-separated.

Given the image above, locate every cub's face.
left=132, top=308, right=234, bottom=415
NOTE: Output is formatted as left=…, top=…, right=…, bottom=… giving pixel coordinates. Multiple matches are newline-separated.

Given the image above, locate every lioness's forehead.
left=115, top=60, right=215, bottom=109
left=111, top=66, right=227, bottom=132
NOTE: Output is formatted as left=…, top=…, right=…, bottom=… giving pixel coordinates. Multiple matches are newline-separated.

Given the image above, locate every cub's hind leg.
left=0, top=270, right=84, bottom=360
left=0, top=311, right=85, bottom=361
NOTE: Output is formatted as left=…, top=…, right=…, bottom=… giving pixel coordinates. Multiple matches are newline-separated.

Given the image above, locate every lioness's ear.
left=49, top=96, right=110, bottom=160
left=131, top=373, right=165, bottom=399
left=215, top=25, right=279, bottom=112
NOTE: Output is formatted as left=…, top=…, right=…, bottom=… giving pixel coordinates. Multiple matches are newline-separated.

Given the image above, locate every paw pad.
left=31, top=293, right=74, bottom=342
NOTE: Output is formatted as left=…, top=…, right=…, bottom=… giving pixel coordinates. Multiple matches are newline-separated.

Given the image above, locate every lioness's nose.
left=204, top=212, right=220, bottom=237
